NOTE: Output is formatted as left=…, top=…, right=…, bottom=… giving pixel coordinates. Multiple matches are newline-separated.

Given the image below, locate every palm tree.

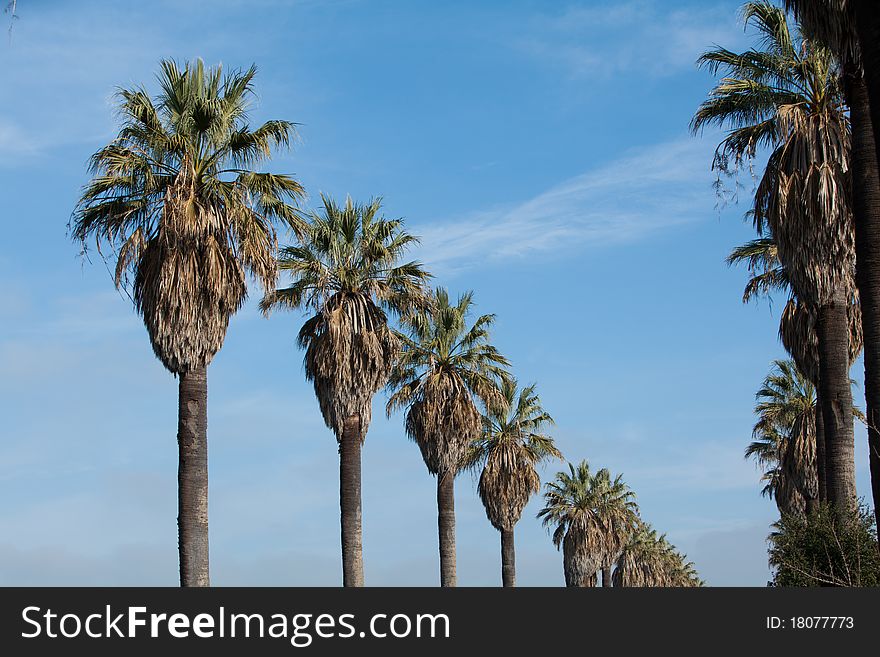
left=71, top=59, right=304, bottom=586
left=613, top=522, right=703, bottom=587
left=537, top=461, right=639, bottom=587
left=692, top=1, right=858, bottom=510
left=746, top=360, right=818, bottom=516
left=783, top=0, right=880, bottom=541
left=261, top=195, right=430, bottom=586
left=387, top=288, right=509, bottom=586
left=728, top=234, right=863, bottom=502
left=464, top=378, right=563, bottom=587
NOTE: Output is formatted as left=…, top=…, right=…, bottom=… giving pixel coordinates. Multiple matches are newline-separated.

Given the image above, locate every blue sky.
left=0, top=0, right=872, bottom=586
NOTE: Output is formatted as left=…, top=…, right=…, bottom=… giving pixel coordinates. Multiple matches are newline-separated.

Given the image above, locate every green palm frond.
left=746, top=359, right=817, bottom=516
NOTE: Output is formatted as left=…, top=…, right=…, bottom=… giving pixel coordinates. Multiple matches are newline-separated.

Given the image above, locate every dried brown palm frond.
left=563, top=518, right=601, bottom=587
left=477, top=441, right=540, bottom=531
left=754, top=104, right=855, bottom=308
left=298, top=292, right=398, bottom=439
left=406, top=374, right=483, bottom=475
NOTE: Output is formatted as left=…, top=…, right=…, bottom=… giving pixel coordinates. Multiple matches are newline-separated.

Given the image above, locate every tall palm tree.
left=71, top=59, right=304, bottom=586
left=692, top=1, right=858, bottom=510
left=387, top=288, right=509, bottom=586
left=613, top=522, right=702, bottom=587
left=537, top=461, right=639, bottom=587
left=728, top=234, right=863, bottom=501
left=784, top=0, right=880, bottom=540
left=261, top=195, right=430, bottom=586
left=464, top=378, right=563, bottom=587
left=746, top=359, right=819, bottom=516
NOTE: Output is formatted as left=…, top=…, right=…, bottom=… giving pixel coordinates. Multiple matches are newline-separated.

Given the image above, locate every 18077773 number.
left=766, top=617, right=854, bottom=630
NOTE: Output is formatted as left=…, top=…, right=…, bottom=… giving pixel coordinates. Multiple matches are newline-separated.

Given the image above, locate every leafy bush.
left=768, top=503, right=880, bottom=587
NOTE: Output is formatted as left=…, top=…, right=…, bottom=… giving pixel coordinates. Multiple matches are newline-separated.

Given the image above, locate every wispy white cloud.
left=412, top=137, right=714, bottom=274
left=0, top=117, right=41, bottom=160
left=517, top=0, right=746, bottom=80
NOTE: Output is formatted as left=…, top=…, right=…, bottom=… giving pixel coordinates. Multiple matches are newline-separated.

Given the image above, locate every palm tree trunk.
left=562, top=538, right=596, bottom=587
left=815, top=399, right=827, bottom=503
left=845, top=69, right=880, bottom=534
left=177, top=365, right=209, bottom=587
left=437, top=471, right=456, bottom=587
left=500, top=527, right=515, bottom=587
left=816, top=292, right=857, bottom=511
left=602, top=565, right=612, bottom=587
left=853, top=1, right=880, bottom=165
left=340, top=414, right=364, bottom=587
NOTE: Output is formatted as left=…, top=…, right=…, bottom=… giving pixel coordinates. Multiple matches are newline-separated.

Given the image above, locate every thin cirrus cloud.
left=516, top=0, right=745, bottom=80
left=412, top=137, right=717, bottom=275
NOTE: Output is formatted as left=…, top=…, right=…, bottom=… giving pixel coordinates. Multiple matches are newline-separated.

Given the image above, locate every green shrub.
left=768, top=503, right=880, bottom=587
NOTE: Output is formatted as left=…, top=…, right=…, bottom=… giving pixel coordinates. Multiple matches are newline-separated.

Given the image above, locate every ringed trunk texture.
left=602, top=565, right=612, bottom=588
left=437, top=472, right=457, bottom=587
left=177, top=365, right=209, bottom=587
left=340, top=414, right=364, bottom=587
left=847, top=71, right=880, bottom=534
left=500, top=527, right=515, bottom=588
left=853, top=1, right=880, bottom=167
left=816, top=292, right=857, bottom=511
left=815, top=401, right=827, bottom=503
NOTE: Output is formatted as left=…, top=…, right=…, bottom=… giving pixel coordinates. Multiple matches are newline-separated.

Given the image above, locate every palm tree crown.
left=466, top=378, right=562, bottom=532
left=746, top=359, right=818, bottom=515
left=692, top=0, right=855, bottom=309
left=387, top=287, right=510, bottom=476
left=263, top=195, right=431, bottom=438
left=538, top=460, right=639, bottom=585
left=73, top=59, right=304, bottom=374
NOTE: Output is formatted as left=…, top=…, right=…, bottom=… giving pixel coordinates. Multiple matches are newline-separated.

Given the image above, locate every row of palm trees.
left=539, top=462, right=701, bottom=587
left=71, top=59, right=698, bottom=587
left=692, top=1, right=880, bottom=529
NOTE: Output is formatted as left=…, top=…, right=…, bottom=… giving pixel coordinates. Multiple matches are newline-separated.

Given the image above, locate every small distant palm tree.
left=387, top=288, right=509, bottom=586
left=746, top=360, right=818, bottom=516
left=537, top=461, right=639, bottom=587
left=613, top=522, right=703, bottom=587
left=71, top=59, right=304, bottom=586
left=261, top=195, right=430, bottom=586
left=465, top=378, right=563, bottom=587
